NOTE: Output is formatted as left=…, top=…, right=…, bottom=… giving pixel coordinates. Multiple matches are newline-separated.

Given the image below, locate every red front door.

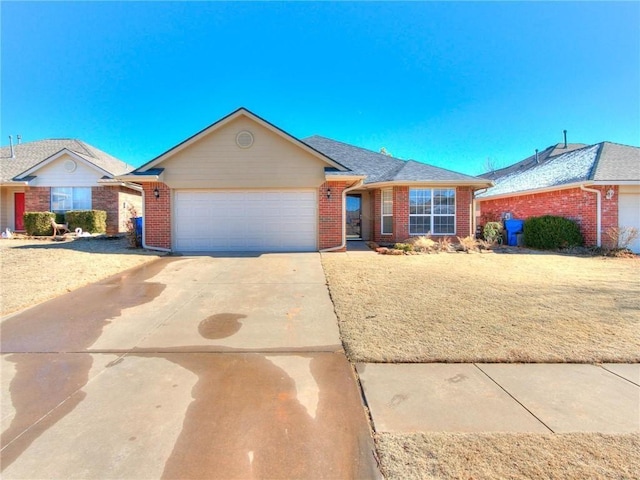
left=14, top=193, right=25, bottom=231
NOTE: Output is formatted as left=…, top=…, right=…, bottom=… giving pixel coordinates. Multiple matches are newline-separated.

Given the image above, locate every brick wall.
left=478, top=185, right=618, bottom=248
left=456, top=187, right=473, bottom=238
left=143, top=182, right=171, bottom=249
left=393, top=186, right=409, bottom=241
left=92, top=187, right=119, bottom=234
left=319, top=181, right=348, bottom=250
left=372, top=185, right=474, bottom=243
left=24, top=187, right=51, bottom=212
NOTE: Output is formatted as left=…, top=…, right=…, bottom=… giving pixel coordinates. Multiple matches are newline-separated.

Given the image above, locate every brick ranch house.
left=477, top=141, right=640, bottom=253
left=118, top=107, right=492, bottom=252
left=0, top=139, right=142, bottom=234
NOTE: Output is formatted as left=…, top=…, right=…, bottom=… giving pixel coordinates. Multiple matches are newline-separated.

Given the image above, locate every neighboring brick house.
left=0, top=139, right=142, bottom=234
left=118, top=107, right=491, bottom=252
left=477, top=141, right=640, bottom=253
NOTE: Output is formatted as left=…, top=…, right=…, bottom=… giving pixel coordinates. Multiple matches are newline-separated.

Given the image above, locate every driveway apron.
left=1, top=254, right=380, bottom=479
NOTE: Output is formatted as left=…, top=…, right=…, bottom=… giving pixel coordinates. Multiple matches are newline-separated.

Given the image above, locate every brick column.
left=142, top=182, right=171, bottom=249
left=92, top=186, right=119, bottom=234
left=319, top=181, right=348, bottom=250
left=393, top=186, right=409, bottom=242
left=456, top=187, right=473, bottom=237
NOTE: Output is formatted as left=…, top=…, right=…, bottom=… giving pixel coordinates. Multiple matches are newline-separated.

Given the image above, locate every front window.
left=409, top=188, right=455, bottom=235
left=51, top=187, right=92, bottom=213
left=381, top=188, right=393, bottom=234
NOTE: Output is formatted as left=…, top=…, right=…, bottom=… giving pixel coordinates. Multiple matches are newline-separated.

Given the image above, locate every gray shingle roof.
left=477, top=142, right=640, bottom=198
left=593, top=142, right=640, bottom=182
left=481, top=143, right=588, bottom=180
left=303, top=135, right=485, bottom=184
left=0, top=139, right=134, bottom=182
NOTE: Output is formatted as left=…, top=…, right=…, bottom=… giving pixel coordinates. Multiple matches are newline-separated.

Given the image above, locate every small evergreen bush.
left=523, top=215, right=583, bottom=249
left=23, top=212, right=56, bottom=236
left=393, top=242, right=414, bottom=252
left=483, top=221, right=504, bottom=244
left=65, top=210, right=107, bottom=234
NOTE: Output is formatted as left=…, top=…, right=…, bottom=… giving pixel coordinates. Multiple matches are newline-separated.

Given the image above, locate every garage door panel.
left=619, top=192, right=640, bottom=253
left=174, top=190, right=317, bottom=252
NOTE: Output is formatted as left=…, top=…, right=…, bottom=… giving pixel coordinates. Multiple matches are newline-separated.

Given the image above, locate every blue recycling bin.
left=134, top=217, right=142, bottom=243
left=504, top=219, right=524, bottom=246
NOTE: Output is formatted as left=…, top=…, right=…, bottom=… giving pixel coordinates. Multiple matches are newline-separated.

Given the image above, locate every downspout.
left=580, top=184, right=601, bottom=247
left=140, top=186, right=171, bottom=253
left=320, top=179, right=365, bottom=252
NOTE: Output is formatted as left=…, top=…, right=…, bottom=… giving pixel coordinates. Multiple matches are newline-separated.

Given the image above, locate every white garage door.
left=619, top=186, right=640, bottom=254
left=174, top=190, right=317, bottom=252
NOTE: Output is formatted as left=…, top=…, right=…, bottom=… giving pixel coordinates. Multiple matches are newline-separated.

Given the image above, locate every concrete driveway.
left=1, top=254, right=380, bottom=479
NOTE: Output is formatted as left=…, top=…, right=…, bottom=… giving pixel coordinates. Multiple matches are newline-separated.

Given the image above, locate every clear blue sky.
left=1, top=1, right=638, bottom=175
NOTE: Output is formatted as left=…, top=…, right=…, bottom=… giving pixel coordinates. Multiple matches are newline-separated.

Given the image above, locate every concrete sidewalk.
left=357, top=363, right=640, bottom=434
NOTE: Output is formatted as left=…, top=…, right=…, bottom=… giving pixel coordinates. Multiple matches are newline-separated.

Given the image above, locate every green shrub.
left=393, top=242, right=414, bottom=252
left=55, top=212, right=66, bottom=224
left=23, top=212, right=56, bottom=236
left=523, top=215, right=583, bottom=249
left=65, top=210, right=107, bottom=233
left=483, top=221, right=504, bottom=243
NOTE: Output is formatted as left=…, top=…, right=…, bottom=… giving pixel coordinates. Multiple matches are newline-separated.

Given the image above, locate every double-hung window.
left=51, top=187, right=92, bottom=213
left=381, top=188, right=393, bottom=234
left=409, top=188, right=455, bottom=235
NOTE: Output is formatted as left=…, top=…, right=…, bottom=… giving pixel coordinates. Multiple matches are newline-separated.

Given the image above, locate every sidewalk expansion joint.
left=473, top=364, right=555, bottom=434
left=599, top=365, right=640, bottom=387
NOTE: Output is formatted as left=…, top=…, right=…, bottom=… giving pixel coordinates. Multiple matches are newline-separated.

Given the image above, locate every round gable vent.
left=236, top=130, right=254, bottom=149
left=63, top=159, right=77, bottom=173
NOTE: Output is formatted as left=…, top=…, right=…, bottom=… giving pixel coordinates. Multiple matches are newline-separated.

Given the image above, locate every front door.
left=14, top=193, right=25, bottom=231
left=346, top=194, right=362, bottom=239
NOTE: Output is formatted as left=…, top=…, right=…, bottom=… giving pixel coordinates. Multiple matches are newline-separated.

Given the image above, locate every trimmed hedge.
left=65, top=210, right=107, bottom=233
left=23, top=212, right=56, bottom=236
left=523, top=215, right=583, bottom=249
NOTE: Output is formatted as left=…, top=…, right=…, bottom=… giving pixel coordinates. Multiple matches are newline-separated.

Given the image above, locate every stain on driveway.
left=1, top=254, right=380, bottom=479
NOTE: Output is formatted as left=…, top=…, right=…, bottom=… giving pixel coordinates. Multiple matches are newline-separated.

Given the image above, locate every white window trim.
left=381, top=188, right=393, bottom=235
left=409, top=188, right=456, bottom=235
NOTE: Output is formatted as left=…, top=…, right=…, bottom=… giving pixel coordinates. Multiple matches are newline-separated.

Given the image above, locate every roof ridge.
left=303, top=135, right=405, bottom=163
left=407, top=158, right=482, bottom=180
left=70, top=139, right=99, bottom=158
left=598, top=140, right=640, bottom=149
left=587, top=143, right=605, bottom=181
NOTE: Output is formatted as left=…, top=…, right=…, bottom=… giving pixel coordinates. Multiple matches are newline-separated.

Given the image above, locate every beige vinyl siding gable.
left=28, top=154, right=105, bottom=187
left=159, top=116, right=328, bottom=189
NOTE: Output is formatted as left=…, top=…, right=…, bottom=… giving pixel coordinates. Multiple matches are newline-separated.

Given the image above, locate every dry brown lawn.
left=376, top=432, right=640, bottom=480
left=322, top=251, right=640, bottom=362
left=0, top=236, right=162, bottom=316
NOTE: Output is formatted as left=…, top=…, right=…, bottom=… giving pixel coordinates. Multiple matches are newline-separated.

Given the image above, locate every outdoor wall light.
left=327, top=188, right=331, bottom=200
left=605, top=188, right=615, bottom=200
left=153, top=187, right=160, bottom=199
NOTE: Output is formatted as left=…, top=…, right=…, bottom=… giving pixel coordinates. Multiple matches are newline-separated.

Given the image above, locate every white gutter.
left=580, top=185, right=602, bottom=247
left=140, top=188, right=171, bottom=253
left=592, top=180, right=640, bottom=186
left=125, top=182, right=143, bottom=192
left=320, top=179, right=364, bottom=252
left=97, top=180, right=144, bottom=192
left=477, top=181, right=590, bottom=201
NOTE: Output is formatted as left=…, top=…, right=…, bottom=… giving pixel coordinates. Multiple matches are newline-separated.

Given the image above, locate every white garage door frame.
left=618, top=185, right=640, bottom=254
left=172, top=189, right=318, bottom=252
